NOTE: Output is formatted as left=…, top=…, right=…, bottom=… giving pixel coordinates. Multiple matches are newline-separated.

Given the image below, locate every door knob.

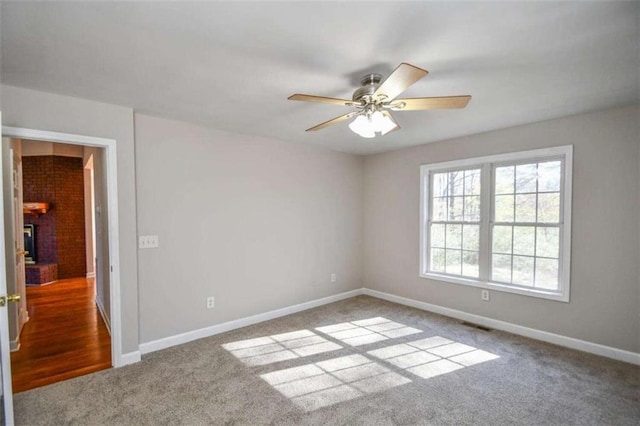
left=0, top=294, right=20, bottom=307
left=16, top=250, right=27, bottom=256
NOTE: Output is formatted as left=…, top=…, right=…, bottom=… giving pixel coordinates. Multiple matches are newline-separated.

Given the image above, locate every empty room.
left=0, top=1, right=638, bottom=425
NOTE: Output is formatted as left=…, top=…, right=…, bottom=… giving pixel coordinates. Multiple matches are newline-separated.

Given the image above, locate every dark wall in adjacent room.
left=23, top=155, right=87, bottom=279
left=22, top=156, right=57, bottom=264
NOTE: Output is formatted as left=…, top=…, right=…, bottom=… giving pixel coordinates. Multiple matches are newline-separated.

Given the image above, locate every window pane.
left=536, top=227, right=559, bottom=258
left=495, top=195, right=514, bottom=222
left=464, top=195, right=480, bottom=221
left=431, top=248, right=445, bottom=273
left=446, top=224, right=462, bottom=249
left=430, top=224, right=445, bottom=248
left=432, top=197, right=447, bottom=221
left=462, top=251, right=479, bottom=278
left=464, top=169, right=481, bottom=195
left=535, top=258, right=559, bottom=290
left=492, top=225, right=512, bottom=254
left=515, top=194, right=536, bottom=222
left=515, top=164, right=537, bottom=193
left=538, top=161, right=561, bottom=192
left=450, top=171, right=464, bottom=196
left=512, top=256, right=534, bottom=286
left=449, top=197, right=464, bottom=221
left=513, top=226, right=535, bottom=256
left=492, top=254, right=512, bottom=282
left=445, top=249, right=461, bottom=275
left=538, top=193, right=560, bottom=223
left=428, top=167, right=485, bottom=280
left=432, top=172, right=449, bottom=197
left=463, top=225, right=479, bottom=251
left=495, top=166, right=514, bottom=194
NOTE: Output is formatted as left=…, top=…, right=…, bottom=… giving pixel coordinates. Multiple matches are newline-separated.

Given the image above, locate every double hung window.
left=420, top=146, right=572, bottom=302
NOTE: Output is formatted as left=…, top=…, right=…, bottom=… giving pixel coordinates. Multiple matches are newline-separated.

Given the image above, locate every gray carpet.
left=14, top=296, right=639, bottom=425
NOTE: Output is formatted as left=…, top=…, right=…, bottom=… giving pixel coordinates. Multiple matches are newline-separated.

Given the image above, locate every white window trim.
left=420, top=145, right=573, bottom=303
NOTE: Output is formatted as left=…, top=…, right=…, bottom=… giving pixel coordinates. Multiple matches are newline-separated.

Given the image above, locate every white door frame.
left=1, top=126, right=125, bottom=368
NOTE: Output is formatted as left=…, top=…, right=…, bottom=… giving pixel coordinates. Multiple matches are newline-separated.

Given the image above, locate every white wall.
left=134, top=114, right=364, bottom=343
left=363, top=106, right=640, bottom=353
left=92, top=147, right=111, bottom=329
left=1, top=85, right=139, bottom=354
left=82, top=148, right=96, bottom=279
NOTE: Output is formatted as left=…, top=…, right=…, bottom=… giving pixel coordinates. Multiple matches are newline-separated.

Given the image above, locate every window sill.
left=420, top=272, right=570, bottom=303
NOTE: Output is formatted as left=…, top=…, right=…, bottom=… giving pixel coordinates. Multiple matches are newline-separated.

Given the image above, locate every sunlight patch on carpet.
left=368, top=336, right=499, bottom=379
left=224, top=321, right=499, bottom=412
left=260, top=354, right=411, bottom=411
left=222, top=330, right=343, bottom=366
left=315, top=317, right=422, bottom=346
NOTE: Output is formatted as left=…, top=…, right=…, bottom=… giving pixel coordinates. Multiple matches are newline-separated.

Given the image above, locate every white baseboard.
left=118, top=351, right=141, bottom=367
left=9, top=339, right=20, bottom=352
left=363, top=288, right=640, bottom=366
left=139, top=288, right=364, bottom=355
left=95, top=296, right=111, bottom=335
left=10, top=309, right=30, bottom=352
left=26, top=280, right=57, bottom=287
left=20, top=310, right=29, bottom=325
left=136, top=286, right=638, bottom=366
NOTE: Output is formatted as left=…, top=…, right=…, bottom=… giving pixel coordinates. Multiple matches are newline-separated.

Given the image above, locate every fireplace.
left=23, top=224, right=36, bottom=264
left=24, top=224, right=59, bottom=285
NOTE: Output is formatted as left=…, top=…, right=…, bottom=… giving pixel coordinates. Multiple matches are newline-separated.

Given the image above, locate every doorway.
left=0, top=126, right=125, bottom=395
left=6, top=139, right=111, bottom=392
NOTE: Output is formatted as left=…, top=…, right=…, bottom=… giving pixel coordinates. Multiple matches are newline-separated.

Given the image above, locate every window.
left=420, top=146, right=572, bottom=302
left=429, top=169, right=481, bottom=278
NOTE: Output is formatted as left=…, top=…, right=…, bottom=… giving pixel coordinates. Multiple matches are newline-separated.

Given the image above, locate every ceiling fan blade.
left=288, top=94, right=355, bottom=107
left=306, top=112, right=358, bottom=132
left=373, top=63, right=429, bottom=102
left=381, top=111, right=401, bottom=135
left=391, top=95, right=472, bottom=110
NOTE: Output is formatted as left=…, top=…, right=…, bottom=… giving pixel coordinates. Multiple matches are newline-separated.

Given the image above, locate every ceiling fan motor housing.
left=352, top=73, right=383, bottom=103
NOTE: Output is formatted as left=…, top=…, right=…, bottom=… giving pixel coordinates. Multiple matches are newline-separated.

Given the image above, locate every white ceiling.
left=1, top=1, right=638, bottom=155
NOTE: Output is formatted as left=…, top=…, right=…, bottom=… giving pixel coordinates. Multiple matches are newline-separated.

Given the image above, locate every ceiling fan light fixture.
left=349, top=111, right=397, bottom=138
left=371, top=111, right=397, bottom=135
left=349, top=115, right=376, bottom=138
left=370, top=111, right=385, bottom=130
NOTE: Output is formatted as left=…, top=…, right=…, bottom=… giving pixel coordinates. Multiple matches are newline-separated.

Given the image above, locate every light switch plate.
left=139, top=235, right=159, bottom=249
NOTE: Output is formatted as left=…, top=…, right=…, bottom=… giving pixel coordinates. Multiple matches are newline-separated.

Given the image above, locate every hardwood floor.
left=10, top=277, right=111, bottom=393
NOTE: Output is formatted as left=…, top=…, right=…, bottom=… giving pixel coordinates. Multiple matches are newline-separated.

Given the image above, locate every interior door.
left=0, top=267, right=15, bottom=426
left=0, top=116, right=16, bottom=424
left=11, top=151, right=26, bottom=339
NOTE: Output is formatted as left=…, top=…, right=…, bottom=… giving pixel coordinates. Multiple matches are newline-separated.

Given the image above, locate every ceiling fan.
left=288, top=63, right=471, bottom=138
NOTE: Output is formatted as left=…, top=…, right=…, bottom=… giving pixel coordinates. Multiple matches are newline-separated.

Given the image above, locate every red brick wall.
left=23, top=156, right=87, bottom=279
left=22, top=156, right=57, bottom=264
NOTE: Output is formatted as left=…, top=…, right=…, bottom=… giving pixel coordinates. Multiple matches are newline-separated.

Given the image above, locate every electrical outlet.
left=206, top=297, right=215, bottom=309
left=138, top=235, right=159, bottom=249
left=481, top=289, right=490, bottom=301
left=331, top=273, right=336, bottom=283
